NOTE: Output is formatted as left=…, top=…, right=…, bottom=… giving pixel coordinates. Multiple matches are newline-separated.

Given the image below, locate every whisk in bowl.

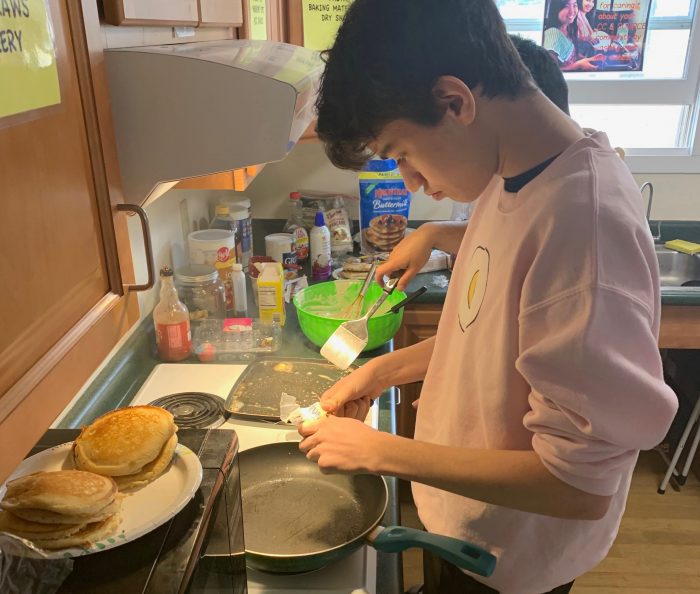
left=341, top=260, right=379, bottom=319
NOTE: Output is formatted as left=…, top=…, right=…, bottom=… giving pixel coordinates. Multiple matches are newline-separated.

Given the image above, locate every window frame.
left=504, top=0, right=700, bottom=172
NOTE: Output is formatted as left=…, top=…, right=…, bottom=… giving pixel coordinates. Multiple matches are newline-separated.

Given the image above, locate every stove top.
left=130, top=363, right=378, bottom=594
left=150, top=392, right=226, bottom=429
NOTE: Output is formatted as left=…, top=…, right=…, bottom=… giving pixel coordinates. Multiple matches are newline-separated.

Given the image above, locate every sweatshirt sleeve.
left=517, top=285, right=678, bottom=496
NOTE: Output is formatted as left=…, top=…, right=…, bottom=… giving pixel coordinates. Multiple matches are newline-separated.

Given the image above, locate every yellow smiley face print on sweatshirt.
left=458, top=246, right=489, bottom=332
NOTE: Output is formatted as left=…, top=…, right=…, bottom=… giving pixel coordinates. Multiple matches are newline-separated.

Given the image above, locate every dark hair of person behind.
left=509, top=35, right=570, bottom=115
left=315, top=0, right=536, bottom=170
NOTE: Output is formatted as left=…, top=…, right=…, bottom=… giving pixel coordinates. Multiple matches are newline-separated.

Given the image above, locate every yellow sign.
left=0, top=0, right=60, bottom=118
left=249, top=0, right=267, bottom=41
left=302, top=0, right=352, bottom=51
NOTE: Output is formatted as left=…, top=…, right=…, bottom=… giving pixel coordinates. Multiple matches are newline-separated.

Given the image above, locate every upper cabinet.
left=0, top=0, right=140, bottom=482
left=103, top=0, right=243, bottom=27
left=199, top=0, right=244, bottom=27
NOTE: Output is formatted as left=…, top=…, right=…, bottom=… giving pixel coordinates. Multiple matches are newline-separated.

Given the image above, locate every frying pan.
left=238, top=442, right=496, bottom=576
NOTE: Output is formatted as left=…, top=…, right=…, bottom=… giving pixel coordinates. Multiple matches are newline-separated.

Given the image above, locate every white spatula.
left=321, top=276, right=401, bottom=370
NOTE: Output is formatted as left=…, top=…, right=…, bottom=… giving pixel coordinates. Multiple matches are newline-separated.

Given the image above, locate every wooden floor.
left=401, top=451, right=700, bottom=593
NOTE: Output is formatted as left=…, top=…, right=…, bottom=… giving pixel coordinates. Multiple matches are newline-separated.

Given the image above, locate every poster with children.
left=542, top=0, right=652, bottom=72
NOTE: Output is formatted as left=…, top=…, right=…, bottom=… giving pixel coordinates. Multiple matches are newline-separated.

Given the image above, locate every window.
left=497, top=0, right=700, bottom=172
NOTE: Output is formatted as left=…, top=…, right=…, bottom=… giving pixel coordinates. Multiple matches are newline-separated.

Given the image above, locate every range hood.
left=104, top=40, right=323, bottom=205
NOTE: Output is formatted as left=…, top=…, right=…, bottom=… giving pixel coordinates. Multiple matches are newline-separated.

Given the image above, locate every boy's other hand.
left=375, top=224, right=436, bottom=290
left=320, top=363, right=383, bottom=420
left=298, top=415, right=381, bottom=474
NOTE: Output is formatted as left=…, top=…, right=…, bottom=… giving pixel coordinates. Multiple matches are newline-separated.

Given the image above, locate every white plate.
left=0, top=442, right=203, bottom=558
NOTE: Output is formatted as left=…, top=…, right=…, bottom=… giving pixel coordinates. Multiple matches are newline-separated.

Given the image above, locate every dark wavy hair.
left=315, top=0, right=536, bottom=170
left=509, top=35, right=569, bottom=115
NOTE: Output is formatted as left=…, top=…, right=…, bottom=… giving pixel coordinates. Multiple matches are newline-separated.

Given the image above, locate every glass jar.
left=174, top=265, right=226, bottom=323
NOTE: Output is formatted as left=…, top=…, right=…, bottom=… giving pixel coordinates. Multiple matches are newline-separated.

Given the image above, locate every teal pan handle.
left=370, top=526, right=496, bottom=577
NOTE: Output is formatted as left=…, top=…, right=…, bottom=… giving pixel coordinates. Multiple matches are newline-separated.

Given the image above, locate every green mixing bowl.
left=293, top=280, right=406, bottom=352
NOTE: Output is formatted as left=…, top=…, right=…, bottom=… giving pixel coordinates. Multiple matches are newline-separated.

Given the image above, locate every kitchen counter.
left=58, top=292, right=404, bottom=594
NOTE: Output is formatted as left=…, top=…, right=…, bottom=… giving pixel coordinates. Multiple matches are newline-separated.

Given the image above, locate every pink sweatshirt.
left=412, top=132, right=678, bottom=593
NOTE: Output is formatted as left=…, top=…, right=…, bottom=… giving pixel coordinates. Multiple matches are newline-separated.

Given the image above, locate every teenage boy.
left=298, top=1, right=678, bottom=593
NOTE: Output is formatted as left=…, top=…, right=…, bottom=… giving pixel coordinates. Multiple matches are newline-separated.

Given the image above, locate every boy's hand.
left=375, top=224, right=436, bottom=291
left=298, top=415, right=382, bottom=474
left=321, top=363, right=383, bottom=420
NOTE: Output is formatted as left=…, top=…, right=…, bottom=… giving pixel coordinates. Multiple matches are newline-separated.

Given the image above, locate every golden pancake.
left=113, top=433, right=178, bottom=491
left=0, top=510, right=85, bottom=540
left=73, top=406, right=176, bottom=477
left=10, top=495, right=122, bottom=524
left=1, top=470, right=117, bottom=516
left=31, top=513, right=121, bottom=550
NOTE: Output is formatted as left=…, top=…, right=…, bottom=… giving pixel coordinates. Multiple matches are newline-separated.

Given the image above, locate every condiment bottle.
left=310, top=211, right=332, bottom=280
left=231, top=263, right=248, bottom=317
left=257, top=262, right=286, bottom=326
left=284, top=191, right=310, bottom=262
left=153, top=266, right=192, bottom=362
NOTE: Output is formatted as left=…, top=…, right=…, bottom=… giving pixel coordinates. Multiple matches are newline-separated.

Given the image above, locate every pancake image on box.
left=73, top=405, right=178, bottom=491
left=0, top=469, right=122, bottom=550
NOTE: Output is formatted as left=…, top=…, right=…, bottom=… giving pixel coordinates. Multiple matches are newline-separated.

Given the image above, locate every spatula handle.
left=363, top=276, right=401, bottom=320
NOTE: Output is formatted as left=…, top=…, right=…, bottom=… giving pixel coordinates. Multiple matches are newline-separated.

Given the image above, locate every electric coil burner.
left=150, top=392, right=226, bottom=429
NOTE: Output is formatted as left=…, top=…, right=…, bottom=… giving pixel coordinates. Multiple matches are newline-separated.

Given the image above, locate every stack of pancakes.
left=339, top=255, right=388, bottom=280
left=0, top=470, right=121, bottom=550
left=73, top=406, right=178, bottom=491
left=363, top=214, right=407, bottom=252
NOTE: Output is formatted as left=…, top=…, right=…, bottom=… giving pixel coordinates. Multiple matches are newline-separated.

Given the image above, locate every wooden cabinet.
left=103, top=0, right=243, bottom=27
left=659, top=306, right=700, bottom=348
left=393, top=304, right=442, bottom=439
left=0, top=0, right=140, bottom=482
left=199, top=0, right=244, bottom=27
left=103, top=0, right=199, bottom=26
left=238, top=0, right=286, bottom=41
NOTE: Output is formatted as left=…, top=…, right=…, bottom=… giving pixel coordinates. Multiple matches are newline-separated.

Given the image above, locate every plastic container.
left=310, top=211, right=332, bottom=281
left=257, top=262, right=286, bottom=326
left=283, top=191, right=310, bottom=262
left=265, top=233, right=295, bottom=264
left=153, top=266, right=192, bottom=361
left=174, top=265, right=226, bottom=323
left=210, top=205, right=241, bottom=264
left=228, top=204, right=253, bottom=268
left=192, top=318, right=281, bottom=361
left=188, top=229, right=237, bottom=315
left=188, top=229, right=236, bottom=266
left=231, top=263, right=248, bottom=317
left=293, top=280, right=407, bottom=351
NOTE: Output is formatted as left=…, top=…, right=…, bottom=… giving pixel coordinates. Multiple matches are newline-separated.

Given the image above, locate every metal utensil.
left=342, top=260, right=379, bottom=319
left=321, top=276, right=401, bottom=370
left=389, top=286, right=427, bottom=314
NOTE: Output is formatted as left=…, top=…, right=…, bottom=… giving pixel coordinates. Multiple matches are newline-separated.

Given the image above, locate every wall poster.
left=542, top=0, right=652, bottom=72
left=1, top=0, right=61, bottom=118
left=249, top=0, right=267, bottom=41
left=301, top=1, right=352, bottom=51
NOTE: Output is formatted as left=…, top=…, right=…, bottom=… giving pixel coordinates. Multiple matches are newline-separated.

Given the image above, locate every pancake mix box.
left=358, top=159, right=412, bottom=255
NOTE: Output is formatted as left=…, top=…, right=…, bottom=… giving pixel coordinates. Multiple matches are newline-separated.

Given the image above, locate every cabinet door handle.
left=116, top=203, right=155, bottom=292
left=395, top=386, right=402, bottom=406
